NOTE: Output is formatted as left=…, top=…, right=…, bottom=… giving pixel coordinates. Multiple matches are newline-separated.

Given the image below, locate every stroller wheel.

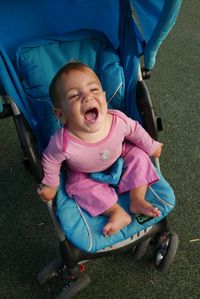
left=37, top=257, right=63, bottom=284
left=134, top=238, right=151, bottom=260
left=155, top=232, right=179, bottom=272
left=54, top=273, right=91, bottom=299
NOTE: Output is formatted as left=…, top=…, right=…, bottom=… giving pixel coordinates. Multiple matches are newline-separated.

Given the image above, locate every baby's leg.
left=103, top=204, right=131, bottom=237
left=119, top=143, right=160, bottom=217
left=130, top=185, right=160, bottom=217
left=66, top=170, right=119, bottom=217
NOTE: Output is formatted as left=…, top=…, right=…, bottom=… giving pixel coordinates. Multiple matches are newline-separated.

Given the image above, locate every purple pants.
left=66, top=142, right=159, bottom=216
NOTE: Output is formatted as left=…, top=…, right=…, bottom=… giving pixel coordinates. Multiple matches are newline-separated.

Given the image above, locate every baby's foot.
left=103, top=210, right=131, bottom=237
left=130, top=198, right=160, bottom=217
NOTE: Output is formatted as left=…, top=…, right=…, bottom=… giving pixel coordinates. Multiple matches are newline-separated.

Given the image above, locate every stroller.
left=0, top=0, right=182, bottom=298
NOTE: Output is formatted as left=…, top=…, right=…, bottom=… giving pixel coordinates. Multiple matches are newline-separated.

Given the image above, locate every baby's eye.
left=91, top=87, right=99, bottom=92
left=69, top=93, right=79, bottom=100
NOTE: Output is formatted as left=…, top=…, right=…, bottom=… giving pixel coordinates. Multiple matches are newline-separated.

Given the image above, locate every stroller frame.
left=0, top=1, right=181, bottom=298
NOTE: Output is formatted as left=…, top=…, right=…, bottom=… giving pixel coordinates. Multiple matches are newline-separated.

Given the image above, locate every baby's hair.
left=49, top=61, right=101, bottom=108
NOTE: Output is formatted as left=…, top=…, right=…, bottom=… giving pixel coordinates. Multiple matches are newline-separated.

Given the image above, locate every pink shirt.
left=42, top=110, right=159, bottom=187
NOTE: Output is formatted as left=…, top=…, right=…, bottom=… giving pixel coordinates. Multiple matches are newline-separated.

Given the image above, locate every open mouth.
left=84, top=107, right=99, bottom=123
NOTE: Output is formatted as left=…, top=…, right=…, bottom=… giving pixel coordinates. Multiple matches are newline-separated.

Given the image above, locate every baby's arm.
left=37, top=131, right=66, bottom=202
left=125, top=117, right=163, bottom=157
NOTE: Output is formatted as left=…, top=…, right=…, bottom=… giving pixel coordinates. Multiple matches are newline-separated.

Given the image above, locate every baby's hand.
left=151, top=143, right=163, bottom=158
left=37, top=184, right=58, bottom=202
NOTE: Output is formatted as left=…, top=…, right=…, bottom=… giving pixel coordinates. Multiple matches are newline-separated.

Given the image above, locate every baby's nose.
left=83, top=94, right=92, bottom=102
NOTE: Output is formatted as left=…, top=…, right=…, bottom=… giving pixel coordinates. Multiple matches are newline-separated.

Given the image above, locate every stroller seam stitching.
left=75, top=202, right=93, bottom=251
left=149, top=186, right=174, bottom=208
left=107, top=81, right=122, bottom=105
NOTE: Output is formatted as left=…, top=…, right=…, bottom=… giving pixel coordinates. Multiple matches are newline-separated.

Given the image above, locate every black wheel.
left=37, top=257, right=63, bottom=284
left=55, top=273, right=91, bottom=299
left=134, top=238, right=151, bottom=260
left=155, top=232, right=179, bottom=272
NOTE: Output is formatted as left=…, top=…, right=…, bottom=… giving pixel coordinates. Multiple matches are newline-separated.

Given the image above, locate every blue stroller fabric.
left=0, top=97, right=3, bottom=112
left=90, top=158, right=124, bottom=186
left=0, top=46, right=36, bottom=130
left=131, top=0, right=182, bottom=69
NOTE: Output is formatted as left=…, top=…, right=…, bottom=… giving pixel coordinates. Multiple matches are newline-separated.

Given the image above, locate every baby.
left=38, top=61, right=163, bottom=236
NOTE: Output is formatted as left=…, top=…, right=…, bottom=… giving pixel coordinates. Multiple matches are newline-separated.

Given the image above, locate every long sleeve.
left=124, top=117, right=160, bottom=156
left=42, top=132, right=66, bottom=187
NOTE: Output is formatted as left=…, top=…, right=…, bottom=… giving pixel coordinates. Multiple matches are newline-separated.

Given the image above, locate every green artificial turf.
left=0, top=1, right=199, bottom=298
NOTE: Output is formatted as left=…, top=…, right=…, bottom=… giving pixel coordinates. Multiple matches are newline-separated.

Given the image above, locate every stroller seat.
left=56, top=166, right=175, bottom=253
left=16, top=29, right=175, bottom=253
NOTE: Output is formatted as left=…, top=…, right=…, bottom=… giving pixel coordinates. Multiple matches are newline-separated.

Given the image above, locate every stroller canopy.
left=0, top=0, right=182, bottom=138
left=0, top=0, right=181, bottom=69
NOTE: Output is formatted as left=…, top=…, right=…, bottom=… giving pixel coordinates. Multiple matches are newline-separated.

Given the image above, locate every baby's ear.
left=53, top=107, right=63, bottom=122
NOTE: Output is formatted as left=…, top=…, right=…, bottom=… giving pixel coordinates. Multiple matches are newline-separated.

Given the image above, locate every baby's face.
left=56, top=69, right=108, bottom=135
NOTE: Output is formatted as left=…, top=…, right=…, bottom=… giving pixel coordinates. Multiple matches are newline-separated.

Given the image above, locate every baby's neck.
left=68, top=114, right=112, bottom=143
